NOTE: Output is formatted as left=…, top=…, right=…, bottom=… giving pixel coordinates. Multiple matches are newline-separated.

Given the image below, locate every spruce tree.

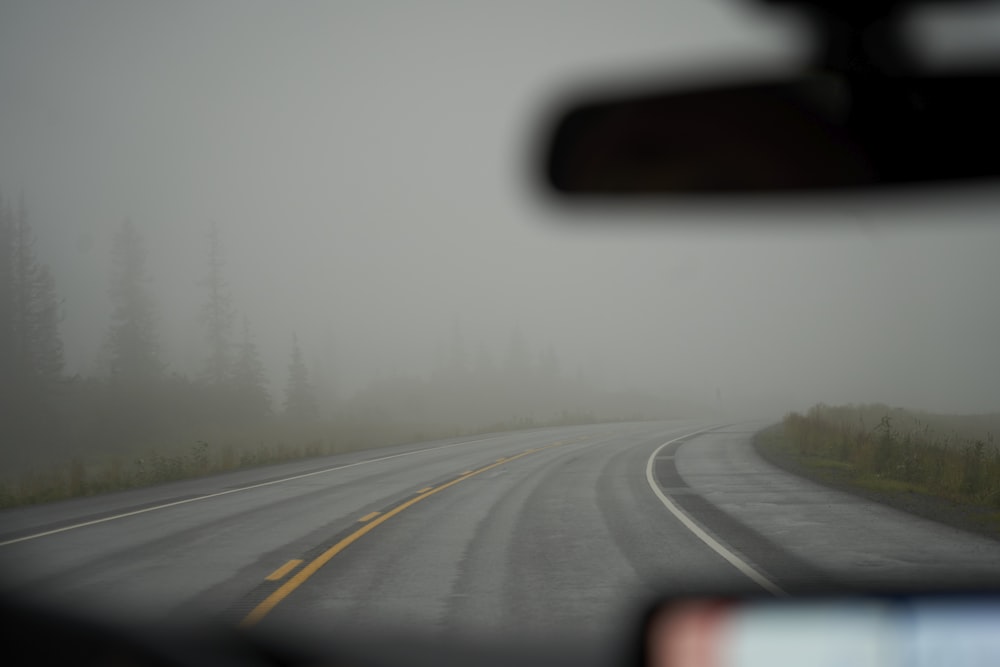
left=284, top=333, right=318, bottom=421
left=106, top=219, right=162, bottom=388
left=233, top=318, right=270, bottom=418
left=200, top=221, right=234, bottom=386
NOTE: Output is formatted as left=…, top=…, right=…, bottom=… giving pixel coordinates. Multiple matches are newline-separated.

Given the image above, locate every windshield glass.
left=2, top=0, right=1000, bottom=649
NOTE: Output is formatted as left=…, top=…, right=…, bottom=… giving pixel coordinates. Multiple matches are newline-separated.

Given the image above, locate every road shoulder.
left=674, top=426, right=1000, bottom=589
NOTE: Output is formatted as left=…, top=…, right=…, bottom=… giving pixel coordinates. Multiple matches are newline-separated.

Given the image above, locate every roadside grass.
left=0, top=437, right=340, bottom=509
left=855, top=475, right=925, bottom=495
left=0, top=409, right=619, bottom=509
left=804, top=457, right=853, bottom=472
left=756, top=405, right=1000, bottom=538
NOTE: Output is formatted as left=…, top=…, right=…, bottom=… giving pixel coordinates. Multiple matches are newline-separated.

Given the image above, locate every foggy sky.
left=3, top=0, right=1000, bottom=418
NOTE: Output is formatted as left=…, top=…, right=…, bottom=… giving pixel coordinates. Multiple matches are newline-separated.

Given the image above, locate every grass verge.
left=754, top=409, right=1000, bottom=541
left=0, top=411, right=628, bottom=510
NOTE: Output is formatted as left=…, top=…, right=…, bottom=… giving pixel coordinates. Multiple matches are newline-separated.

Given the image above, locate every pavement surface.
left=3, top=420, right=1000, bottom=653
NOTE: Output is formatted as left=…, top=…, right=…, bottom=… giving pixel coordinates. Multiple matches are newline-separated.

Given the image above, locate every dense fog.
left=3, top=1, right=1000, bottom=484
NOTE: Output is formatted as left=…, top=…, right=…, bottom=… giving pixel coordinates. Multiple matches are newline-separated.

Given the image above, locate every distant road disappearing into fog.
left=3, top=421, right=1000, bottom=648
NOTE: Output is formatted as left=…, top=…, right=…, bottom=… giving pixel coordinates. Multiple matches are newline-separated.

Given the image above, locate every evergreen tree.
left=7, top=195, right=64, bottom=396
left=311, top=352, right=336, bottom=409
left=284, top=333, right=318, bottom=421
left=200, top=221, right=234, bottom=386
left=0, top=195, right=15, bottom=419
left=25, top=265, right=64, bottom=388
left=232, top=318, right=270, bottom=418
left=106, top=219, right=162, bottom=388
left=0, top=192, right=65, bottom=454
left=10, top=194, right=35, bottom=388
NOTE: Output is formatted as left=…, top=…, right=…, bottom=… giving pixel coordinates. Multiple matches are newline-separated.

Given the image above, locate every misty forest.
left=0, top=192, right=688, bottom=506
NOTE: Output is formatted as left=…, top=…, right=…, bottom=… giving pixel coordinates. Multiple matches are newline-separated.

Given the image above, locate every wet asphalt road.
left=3, top=420, right=1000, bottom=650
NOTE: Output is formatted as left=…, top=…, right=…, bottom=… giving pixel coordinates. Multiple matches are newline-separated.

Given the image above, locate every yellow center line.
left=239, top=446, right=552, bottom=627
left=264, top=559, right=303, bottom=582
left=416, top=487, right=434, bottom=494
left=357, top=511, right=381, bottom=523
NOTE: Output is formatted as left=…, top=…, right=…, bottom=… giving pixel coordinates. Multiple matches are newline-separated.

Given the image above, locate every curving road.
left=3, top=421, right=1000, bottom=652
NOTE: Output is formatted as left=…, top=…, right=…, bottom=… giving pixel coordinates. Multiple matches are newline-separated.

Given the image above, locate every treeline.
left=1, top=191, right=676, bottom=505
left=1, top=195, right=282, bottom=478
left=337, top=327, right=664, bottom=443
left=1, top=193, right=69, bottom=473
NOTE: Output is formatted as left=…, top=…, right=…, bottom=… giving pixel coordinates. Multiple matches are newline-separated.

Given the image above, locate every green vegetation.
left=757, top=404, right=1000, bottom=536
left=0, top=436, right=361, bottom=509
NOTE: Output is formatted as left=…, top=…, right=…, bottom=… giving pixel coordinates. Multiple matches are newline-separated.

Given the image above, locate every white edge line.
left=0, top=435, right=504, bottom=547
left=645, top=427, right=787, bottom=597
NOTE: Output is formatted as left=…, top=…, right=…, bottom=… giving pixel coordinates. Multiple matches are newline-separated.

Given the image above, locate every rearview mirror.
left=544, top=69, right=1000, bottom=194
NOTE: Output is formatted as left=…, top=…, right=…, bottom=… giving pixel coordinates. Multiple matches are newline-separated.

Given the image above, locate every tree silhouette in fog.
left=106, top=219, right=162, bottom=388
left=200, top=221, right=235, bottom=388
left=233, top=318, right=271, bottom=419
left=0, top=192, right=65, bottom=465
left=285, top=333, right=318, bottom=422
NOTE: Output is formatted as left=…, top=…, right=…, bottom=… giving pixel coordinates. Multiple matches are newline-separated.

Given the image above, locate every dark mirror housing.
left=545, top=69, right=1000, bottom=194
left=544, top=0, right=1000, bottom=195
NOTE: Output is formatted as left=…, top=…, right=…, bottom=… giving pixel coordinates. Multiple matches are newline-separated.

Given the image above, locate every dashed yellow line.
left=357, top=511, right=381, bottom=523
left=240, top=444, right=562, bottom=627
left=264, top=559, right=303, bottom=582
